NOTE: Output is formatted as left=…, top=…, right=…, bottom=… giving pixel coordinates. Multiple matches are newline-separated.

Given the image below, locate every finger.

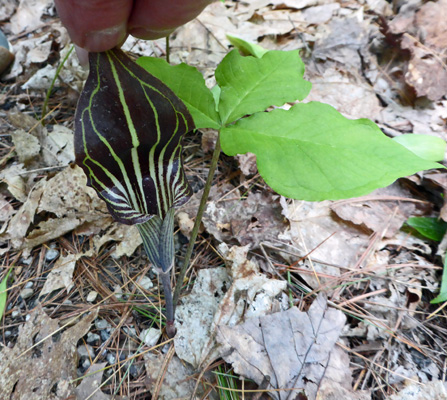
left=128, top=0, right=211, bottom=40
left=55, top=0, right=131, bottom=51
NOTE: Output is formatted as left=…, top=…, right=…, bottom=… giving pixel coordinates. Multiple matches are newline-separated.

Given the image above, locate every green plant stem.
left=41, top=45, right=74, bottom=125
left=165, top=36, right=170, bottom=64
left=173, top=134, right=221, bottom=307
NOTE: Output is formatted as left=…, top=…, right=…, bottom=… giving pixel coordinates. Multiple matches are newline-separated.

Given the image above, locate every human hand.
left=55, top=0, right=211, bottom=52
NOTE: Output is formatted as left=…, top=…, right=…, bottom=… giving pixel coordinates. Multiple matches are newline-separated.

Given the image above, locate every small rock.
left=177, top=211, right=194, bottom=238
left=24, top=282, right=33, bottom=289
left=137, top=276, right=153, bottom=291
left=4, top=330, right=11, bottom=338
left=129, top=364, right=140, bottom=378
left=95, top=319, right=110, bottom=330
left=21, top=257, right=32, bottom=265
left=139, top=328, right=161, bottom=347
left=19, top=288, right=33, bottom=300
left=45, top=248, right=59, bottom=261
left=86, top=333, right=100, bottom=344
left=100, top=329, right=111, bottom=342
left=113, top=285, right=123, bottom=300
left=86, top=290, right=98, bottom=302
left=107, top=353, right=116, bottom=365
left=123, top=326, right=137, bottom=338
left=77, top=344, right=94, bottom=358
left=82, top=358, right=91, bottom=370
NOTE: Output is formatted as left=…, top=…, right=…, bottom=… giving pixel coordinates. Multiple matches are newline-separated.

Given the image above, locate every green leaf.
left=406, top=217, right=447, bottom=242
left=0, top=268, right=12, bottom=321
left=221, top=102, right=443, bottom=201
left=137, top=56, right=221, bottom=129
left=226, top=34, right=268, bottom=58
left=431, top=257, right=447, bottom=304
left=393, top=134, right=446, bottom=162
left=215, top=49, right=311, bottom=125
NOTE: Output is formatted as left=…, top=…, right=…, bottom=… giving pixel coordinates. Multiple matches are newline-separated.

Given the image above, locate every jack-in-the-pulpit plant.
left=75, top=48, right=194, bottom=337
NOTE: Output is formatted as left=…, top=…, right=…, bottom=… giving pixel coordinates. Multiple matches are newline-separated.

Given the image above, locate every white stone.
left=86, top=290, right=98, bottom=302
left=139, top=328, right=161, bottom=348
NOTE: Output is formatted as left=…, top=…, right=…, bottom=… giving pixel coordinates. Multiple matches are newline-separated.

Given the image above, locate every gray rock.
left=100, top=329, right=111, bottom=342
left=77, top=344, right=94, bottom=358
left=45, top=248, right=59, bottom=261
left=20, top=288, right=33, bottom=300
left=107, top=353, right=116, bottom=365
left=86, top=333, right=100, bottom=344
left=95, top=319, right=110, bottom=330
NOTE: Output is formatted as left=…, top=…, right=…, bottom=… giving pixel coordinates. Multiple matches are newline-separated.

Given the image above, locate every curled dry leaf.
left=330, top=183, right=421, bottom=238
left=174, top=267, right=230, bottom=369
left=389, top=380, right=447, bottom=400
left=10, top=129, right=40, bottom=164
left=216, top=295, right=347, bottom=400
left=175, top=245, right=287, bottom=369
left=204, top=189, right=285, bottom=248
left=144, top=352, right=203, bottom=400
left=0, top=305, right=98, bottom=400
left=281, top=197, right=369, bottom=290
left=40, top=251, right=93, bottom=296
left=75, top=362, right=128, bottom=400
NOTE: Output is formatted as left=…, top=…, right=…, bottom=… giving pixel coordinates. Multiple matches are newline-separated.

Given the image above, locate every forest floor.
left=1, top=0, right=447, bottom=399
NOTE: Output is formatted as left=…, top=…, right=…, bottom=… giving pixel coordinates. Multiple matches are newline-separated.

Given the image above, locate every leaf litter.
left=1, top=0, right=447, bottom=398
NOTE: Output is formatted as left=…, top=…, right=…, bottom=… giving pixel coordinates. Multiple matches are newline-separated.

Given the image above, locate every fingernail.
left=129, top=27, right=174, bottom=40
left=84, top=23, right=127, bottom=52
left=74, top=45, right=88, bottom=68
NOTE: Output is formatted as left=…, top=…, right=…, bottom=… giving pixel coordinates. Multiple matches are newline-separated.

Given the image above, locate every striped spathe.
left=74, top=48, right=194, bottom=225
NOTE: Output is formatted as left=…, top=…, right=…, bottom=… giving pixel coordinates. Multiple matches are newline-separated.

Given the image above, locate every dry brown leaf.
left=9, top=0, right=54, bottom=34
left=204, top=189, right=285, bottom=248
left=92, top=223, right=142, bottom=258
left=11, top=129, right=40, bottom=164
left=144, top=352, right=202, bottom=400
left=0, top=193, right=15, bottom=222
left=216, top=295, right=347, bottom=400
left=0, top=177, right=45, bottom=248
left=402, top=34, right=447, bottom=101
left=175, top=245, right=287, bottom=369
left=0, top=163, right=28, bottom=202
left=235, top=152, right=257, bottom=176
left=40, top=250, right=93, bottom=296
left=281, top=198, right=369, bottom=289
left=75, top=362, right=127, bottom=400
left=305, top=68, right=382, bottom=120
left=330, top=183, right=421, bottom=238
left=40, top=125, right=75, bottom=166
left=389, top=380, right=447, bottom=400
left=0, top=0, right=17, bottom=21
left=388, top=0, right=447, bottom=101
left=174, top=267, right=230, bottom=369
left=0, top=305, right=98, bottom=399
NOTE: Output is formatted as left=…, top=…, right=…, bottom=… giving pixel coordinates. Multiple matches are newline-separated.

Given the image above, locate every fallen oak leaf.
left=75, top=362, right=127, bottom=400
left=0, top=305, right=98, bottom=400
left=216, top=294, right=347, bottom=400
left=174, top=245, right=287, bottom=369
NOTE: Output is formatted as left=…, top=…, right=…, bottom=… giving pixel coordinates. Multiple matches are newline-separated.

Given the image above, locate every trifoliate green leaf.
left=226, top=34, right=268, bottom=58
left=221, top=102, right=443, bottom=201
left=216, top=49, right=311, bottom=125
left=393, top=134, right=446, bottom=162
